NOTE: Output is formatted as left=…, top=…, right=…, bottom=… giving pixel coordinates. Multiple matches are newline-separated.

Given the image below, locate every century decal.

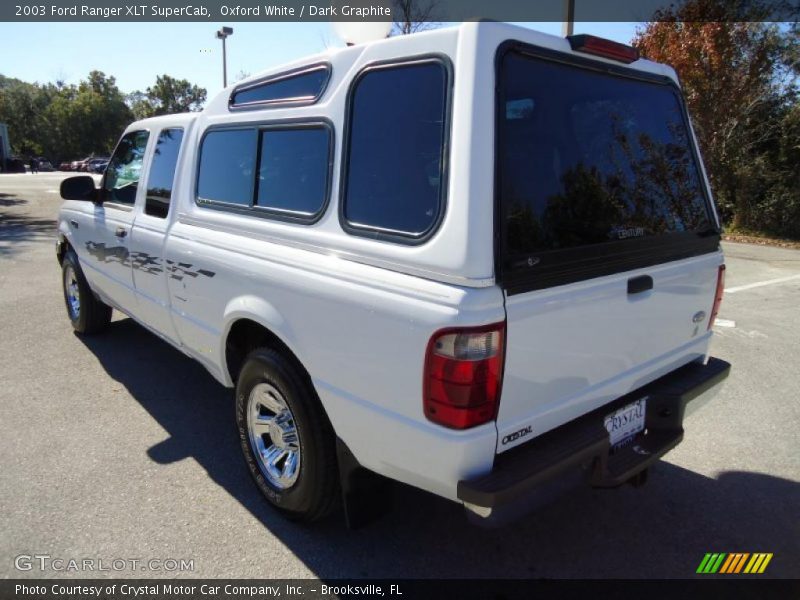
left=696, top=552, right=773, bottom=574
left=502, top=425, right=533, bottom=445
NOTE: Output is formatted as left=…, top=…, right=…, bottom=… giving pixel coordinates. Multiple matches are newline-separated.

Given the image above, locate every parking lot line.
left=725, top=274, right=800, bottom=294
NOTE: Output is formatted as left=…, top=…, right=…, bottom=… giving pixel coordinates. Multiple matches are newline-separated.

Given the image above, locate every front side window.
left=197, top=129, right=257, bottom=206
left=145, top=128, right=184, bottom=218
left=103, top=130, right=149, bottom=205
left=342, top=60, right=449, bottom=240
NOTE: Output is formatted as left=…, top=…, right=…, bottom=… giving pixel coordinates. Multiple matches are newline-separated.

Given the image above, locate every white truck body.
left=57, top=22, right=729, bottom=523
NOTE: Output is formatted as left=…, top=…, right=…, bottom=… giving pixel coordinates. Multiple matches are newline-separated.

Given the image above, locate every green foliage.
left=0, top=71, right=206, bottom=164
left=129, top=74, right=206, bottom=119
left=0, top=70, right=133, bottom=162
left=634, top=3, right=800, bottom=239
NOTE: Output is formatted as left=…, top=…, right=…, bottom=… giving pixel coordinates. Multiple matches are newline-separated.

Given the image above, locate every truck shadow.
left=0, top=192, right=55, bottom=256
left=0, top=191, right=28, bottom=206
left=78, top=318, right=799, bottom=579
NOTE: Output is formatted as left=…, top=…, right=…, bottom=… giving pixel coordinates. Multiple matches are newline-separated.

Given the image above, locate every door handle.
left=69, top=219, right=79, bottom=229
left=627, top=275, right=653, bottom=294
left=115, top=227, right=128, bottom=238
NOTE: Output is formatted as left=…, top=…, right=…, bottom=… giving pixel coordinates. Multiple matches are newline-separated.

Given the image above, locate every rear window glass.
left=197, top=129, right=256, bottom=206
left=230, top=67, right=329, bottom=107
left=342, top=61, right=448, bottom=240
left=499, top=51, right=711, bottom=256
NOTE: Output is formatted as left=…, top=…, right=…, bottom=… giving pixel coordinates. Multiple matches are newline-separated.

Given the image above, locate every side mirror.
left=60, top=175, right=99, bottom=203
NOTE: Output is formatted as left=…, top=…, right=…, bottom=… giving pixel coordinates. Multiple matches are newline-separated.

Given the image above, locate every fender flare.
left=218, top=295, right=303, bottom=387
left=56, top=221, right=73, bottom=263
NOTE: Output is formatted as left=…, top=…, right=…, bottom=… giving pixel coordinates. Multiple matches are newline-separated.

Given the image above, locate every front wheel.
left=236, top=348, right=338, bottom=522
left=61, top=250, right=112, bottom=334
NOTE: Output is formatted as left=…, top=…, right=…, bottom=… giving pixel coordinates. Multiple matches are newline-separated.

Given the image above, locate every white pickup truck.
left=56, top=22, right=730, bottom=526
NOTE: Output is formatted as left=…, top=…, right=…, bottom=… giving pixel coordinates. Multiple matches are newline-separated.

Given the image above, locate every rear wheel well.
left=225, top=319, right=308, bottom=386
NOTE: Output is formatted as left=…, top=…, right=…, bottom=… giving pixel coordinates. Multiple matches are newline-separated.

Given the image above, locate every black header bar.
left=3, top=0, right=799, bottom=22
left=3, top=579, right=799, bottom=600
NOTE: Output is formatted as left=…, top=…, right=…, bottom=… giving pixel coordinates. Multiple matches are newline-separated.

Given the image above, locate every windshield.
left=499, top=49, right=713, bottom=257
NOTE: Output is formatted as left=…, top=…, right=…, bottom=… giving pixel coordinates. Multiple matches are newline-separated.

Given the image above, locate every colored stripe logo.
left=697, top=553, right=773, bottom=574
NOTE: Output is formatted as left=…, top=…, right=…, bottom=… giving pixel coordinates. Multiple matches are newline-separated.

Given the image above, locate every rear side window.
left=230, top=66, right=330, bottom=108
left=197, top=129, right=257, bottom=206
left=342, top=60, right=449, bottom=241
left=256, top=126, right=330, bottom=217
left=500, top=51, right=711, bottom=257
left=196, top=123, right=331, bottom=222
left=145, top=128, right=184, bottom=218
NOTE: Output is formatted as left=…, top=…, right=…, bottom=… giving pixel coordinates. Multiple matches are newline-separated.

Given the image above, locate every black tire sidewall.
left=235, top=349, right=328, bottom=519
left=62, top=251, right=89, bottom=332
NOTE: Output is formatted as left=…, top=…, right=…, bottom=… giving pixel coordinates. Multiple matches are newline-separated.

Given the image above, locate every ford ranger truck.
left=56, top=22, right=730, bottom=526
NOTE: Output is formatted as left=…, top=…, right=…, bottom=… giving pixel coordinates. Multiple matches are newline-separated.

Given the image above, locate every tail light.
left=423, top=322, right=506, bottom=429
left=708, top=264, right=726, bottom=330
left=567, top=34, right=640, bottom=64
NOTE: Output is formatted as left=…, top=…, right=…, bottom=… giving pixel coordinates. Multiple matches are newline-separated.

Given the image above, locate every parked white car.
left=56, top=22, right=729, bottom=526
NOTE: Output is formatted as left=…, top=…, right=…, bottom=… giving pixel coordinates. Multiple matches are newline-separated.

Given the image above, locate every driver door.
left=85, top=130, right=150, bottom=312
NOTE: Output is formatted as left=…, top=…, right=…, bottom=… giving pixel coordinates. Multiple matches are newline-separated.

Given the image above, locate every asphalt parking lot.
left=1, top=172, right=798, bottom=579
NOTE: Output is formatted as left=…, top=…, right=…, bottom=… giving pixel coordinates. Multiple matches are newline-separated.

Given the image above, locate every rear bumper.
left=457, top=357, right=730, bottom=524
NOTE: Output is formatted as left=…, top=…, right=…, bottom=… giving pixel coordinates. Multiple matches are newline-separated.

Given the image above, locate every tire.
left=236, top=348, right=339, bottom=522
left=61, top=249, right=112, bottom=334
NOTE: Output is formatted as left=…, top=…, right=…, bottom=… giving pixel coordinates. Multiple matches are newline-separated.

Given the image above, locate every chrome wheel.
left=247, top=382, right=301, bottom=489
left=64, top=264, right=81, bottom=320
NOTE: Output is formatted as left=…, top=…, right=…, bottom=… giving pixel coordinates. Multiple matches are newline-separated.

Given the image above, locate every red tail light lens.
left=424, top=322, right=506, bottom=429
left=708, top=264, right=726, bottom=330
left=567, top=34, right=640, bottom=64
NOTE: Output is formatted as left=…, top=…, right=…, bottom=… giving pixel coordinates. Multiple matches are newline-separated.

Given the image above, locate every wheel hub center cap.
left=268, top=422, right=285, bottom=449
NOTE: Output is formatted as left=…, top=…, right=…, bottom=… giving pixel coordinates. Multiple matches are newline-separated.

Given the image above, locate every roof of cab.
left=125, top=111, right=197, bottom=133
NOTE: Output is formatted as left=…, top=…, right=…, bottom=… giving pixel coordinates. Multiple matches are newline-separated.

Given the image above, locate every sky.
left=0, top=21, right=640, bottom=98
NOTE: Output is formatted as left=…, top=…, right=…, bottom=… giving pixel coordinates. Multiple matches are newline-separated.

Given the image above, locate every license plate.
left=604, top=397, right=647, bottom=447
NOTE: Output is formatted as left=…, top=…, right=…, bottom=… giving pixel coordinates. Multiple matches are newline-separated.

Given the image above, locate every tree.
left=633, top=0, right=800, bottom=236
left=67, top=71, right=134, bottom=157
left=392, top=0, right=440, bottom=35
left=0, top=77, right=49, bottom=156
left=0, top=70, right=207, bottom=163
left=126, top=90, right=151, bottom=120
left=0, top=71, right=132, bottom=161
left=130, top=74, right=207, bottom=119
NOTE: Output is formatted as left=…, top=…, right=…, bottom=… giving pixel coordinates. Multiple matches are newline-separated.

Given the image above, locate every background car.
left=35, top=157, right=54, bottom=171
left=6, top=157, right=26, bottom=173
left=70, top=156, right=94, bottom=171
left=85, top=157, right=109, bottom=173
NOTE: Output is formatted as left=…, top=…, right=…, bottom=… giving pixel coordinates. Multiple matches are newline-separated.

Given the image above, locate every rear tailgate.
left=499, top=252, right=721, bottom=451
left=494, top=42, right=723, bottom=452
